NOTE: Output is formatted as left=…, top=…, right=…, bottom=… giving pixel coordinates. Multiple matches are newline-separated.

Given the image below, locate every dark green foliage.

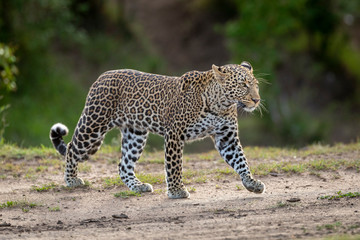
left=0, top=0, right=164, bottom=146
left=0, top=43, right=17, bottom=92
left=224, top=0, right=360, bottom=145
left=0, top=43, right=18, bottom=141
left=0, top=0, right=87, bottom=145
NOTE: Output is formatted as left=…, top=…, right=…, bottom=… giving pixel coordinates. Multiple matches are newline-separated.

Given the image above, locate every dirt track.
left=0, top=148, right=359, bottom=239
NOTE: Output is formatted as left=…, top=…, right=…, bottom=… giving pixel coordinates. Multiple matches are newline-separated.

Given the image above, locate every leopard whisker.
left=256, top=101, right=268, bottom=117
left=257, top=78, right=270, bottom=85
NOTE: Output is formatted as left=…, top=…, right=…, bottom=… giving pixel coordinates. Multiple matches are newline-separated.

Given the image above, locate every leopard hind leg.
left=119, top=127, right=152, bottom=193
left=64, top=116, right=112, bottom=187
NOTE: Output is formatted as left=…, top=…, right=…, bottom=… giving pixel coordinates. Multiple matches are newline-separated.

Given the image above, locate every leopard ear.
left=240, top=61, right=253, bottom=73
left=212, top=64, right=227, bottom=84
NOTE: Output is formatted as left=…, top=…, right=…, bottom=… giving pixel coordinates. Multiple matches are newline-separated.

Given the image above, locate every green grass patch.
left=33, top=180, right=92, bottom=191
left=252, top=162, right=306, bottom=175
left=114, top=191, right=141, bottom=198
left=188, top=186, right=196, bottom=192
left=25, top=167, right=37, bottom=180
left=0, top=144, right=58, bottom=160
left=323, top=235, right=360, bottom=240
left=319, top=191, right=360, bottom=200
left=35, top=165, right=48, bottom=172
left=183, top=169, right=199, bottom=179
left=1, top=162, right=23, bottom=174
left=214, top=168, right=235, bottom=175
left=348, top=224, right=360, bottom=230
left=272, top=201, right=288, bottom=208
left=252, top=158, right=359, bottom=176
left=138, top=151, right=164, bottom=164
left=137, top=173, right=165, bottom=185
left=102, top=173, right=164, bottom=188
left=245, top=146, right=297, bottom=160
left=317, top=221, right=342, bottom=231
left=39, top=158, right=63, bottom=168
left=78, top=162, right=92, bottom=173
left=183, top=169, right=208, bottom=184
left=184, top=153, right=215, bottom=162
left=144, top=158, right=164, bottom=164
left=212, top=168, right=241, bottom=182
left=102, top=176, right=124, bottom=188
left=31, top=182, right=58, bottom=192
left=0, top=200, right=38, bottom=212
left=98, top=145, right=120, bottom=154
left=154, top=189, right=166, bottom=194
left=245, top=141, right=360, bottom=160
left=48, top=206, right=61, bottom=212
left=0, top=144, right=64, bottom=178
left=107, top=158, right=118, bottom=165
left=0, top=200, right=18, bottom=209
left=301, top=142, right=360, bottom=156
left=194, top=175, right=207, bottom=183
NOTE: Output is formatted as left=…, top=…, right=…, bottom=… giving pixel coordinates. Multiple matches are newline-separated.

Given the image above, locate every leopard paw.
left=132, top=183, right=154, bottom=193
left=167, top=187, right=190, bottom=199
left=65, top=177, right=85, bottom=187
left=242, top=177, right=266, bottom=194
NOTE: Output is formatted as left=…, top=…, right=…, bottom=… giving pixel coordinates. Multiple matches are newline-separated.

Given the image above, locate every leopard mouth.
left=237, top=101, right=246, bottom=109
left=237, top=101, right=256, bottom=112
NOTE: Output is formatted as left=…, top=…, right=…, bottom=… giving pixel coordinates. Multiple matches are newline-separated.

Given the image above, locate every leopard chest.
left=183, top=113, right=217, bottom=141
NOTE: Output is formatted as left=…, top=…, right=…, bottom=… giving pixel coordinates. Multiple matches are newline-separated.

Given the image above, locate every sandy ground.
left=0, top=149, right=359, bottom=239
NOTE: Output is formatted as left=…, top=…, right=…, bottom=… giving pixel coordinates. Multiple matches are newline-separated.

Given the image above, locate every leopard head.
left=212, top=62, right=260, bottom=112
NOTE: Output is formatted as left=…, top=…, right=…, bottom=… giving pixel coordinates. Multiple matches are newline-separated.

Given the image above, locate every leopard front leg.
left=119, top=128, right=153, bottom=193
left=164, top=132, right=190, bottom=199
left=214, top=125, right=266, bottom=194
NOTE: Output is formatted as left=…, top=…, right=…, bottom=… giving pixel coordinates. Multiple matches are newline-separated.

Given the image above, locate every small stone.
left=57, top=220, right=63, bottom=225
left=0, top=222, right=11, bottom=227
left=112, top=213, right=129, bottom=219
left=81, top=218, right=99, bottom=224
left=287, top=198, right=301, bottom=202
left=270, top=172, right=281, bottom=177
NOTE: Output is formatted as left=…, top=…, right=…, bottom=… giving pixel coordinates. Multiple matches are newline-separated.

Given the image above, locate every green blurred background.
left=0, top=0, right=359, bottom=151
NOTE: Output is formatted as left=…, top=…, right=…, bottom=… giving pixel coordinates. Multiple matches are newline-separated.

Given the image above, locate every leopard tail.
left=50, top=123, right=69, bottom=156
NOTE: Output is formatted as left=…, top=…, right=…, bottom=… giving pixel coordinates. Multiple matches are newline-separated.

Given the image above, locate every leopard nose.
left=252, top=98, right=260, bottom=104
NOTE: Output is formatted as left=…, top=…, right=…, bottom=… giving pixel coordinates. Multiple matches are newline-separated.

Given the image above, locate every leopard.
left=50, top=61, right=266, bottom=199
